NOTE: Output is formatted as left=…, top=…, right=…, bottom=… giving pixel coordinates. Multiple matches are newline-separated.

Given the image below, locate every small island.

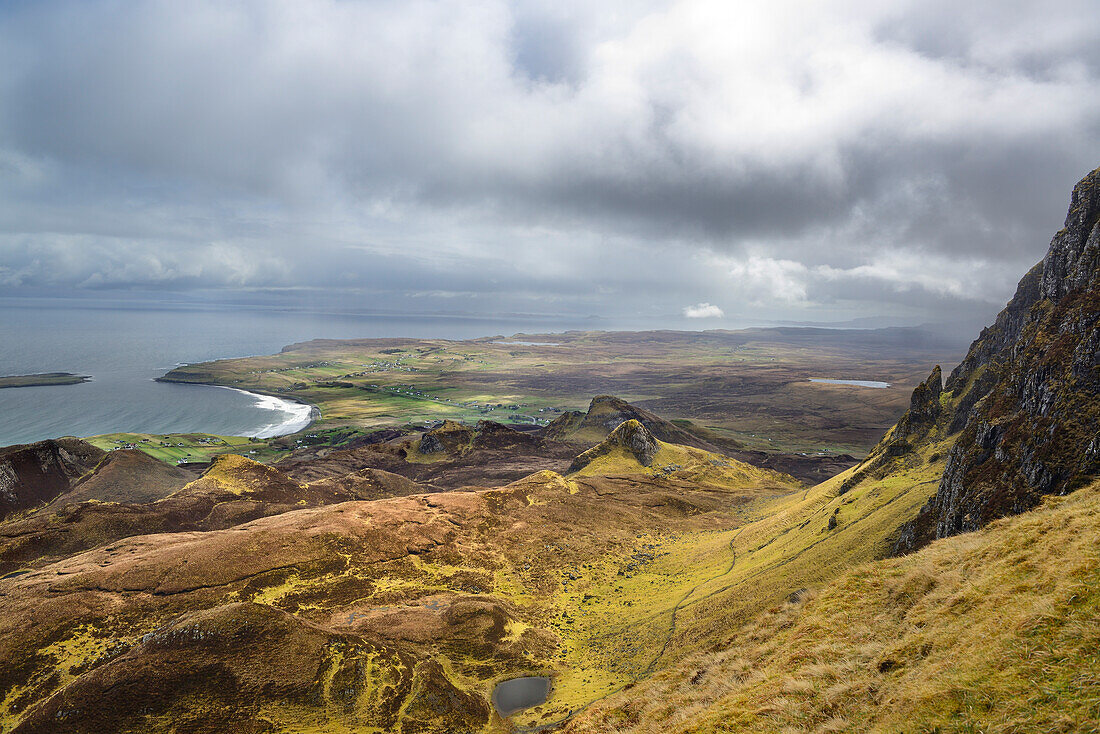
left=0, top=372, right=91, bottom=389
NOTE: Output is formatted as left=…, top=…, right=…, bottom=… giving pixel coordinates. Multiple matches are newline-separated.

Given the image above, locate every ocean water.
left=0, top=299, right=598, bottom=447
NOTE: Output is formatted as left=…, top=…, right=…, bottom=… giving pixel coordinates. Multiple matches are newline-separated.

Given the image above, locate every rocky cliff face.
left=895, top=365, right=943, bottom=440
left=0, top=439, right=105, bottom=520
left=894, top=166, right=1100, bottom=553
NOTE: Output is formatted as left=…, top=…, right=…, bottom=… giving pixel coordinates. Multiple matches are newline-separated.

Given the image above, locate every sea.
left=0, top=298, right=607, bottom=447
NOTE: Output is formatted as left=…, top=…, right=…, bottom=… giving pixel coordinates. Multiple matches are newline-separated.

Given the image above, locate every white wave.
left=217, top=387, right=315, bottom=438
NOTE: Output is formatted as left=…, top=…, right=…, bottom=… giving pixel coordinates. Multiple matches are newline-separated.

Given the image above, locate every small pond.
left=809, top=378, right=891, bottom=388
left=492, top=676, right=551, bottom=716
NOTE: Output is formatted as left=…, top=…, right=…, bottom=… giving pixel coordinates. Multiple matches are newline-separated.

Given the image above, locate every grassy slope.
left=511, top=435, right=952, bottom=728
left=665, top=434, right=954, bottom=655
left=568, top=478, right=1100, bottom=734
left=211, top=453, right=805, bottom=732
left=496, top=433, right=951, bottom=729
left=0, top=457, right=799, bottom=733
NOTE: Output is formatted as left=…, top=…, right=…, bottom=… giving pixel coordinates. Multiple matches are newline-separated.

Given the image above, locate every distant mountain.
left=766, top=316, right=996, bottom=347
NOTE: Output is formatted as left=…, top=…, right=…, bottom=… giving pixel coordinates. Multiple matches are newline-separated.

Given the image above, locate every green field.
left=83, top=433, right=272, bottom=464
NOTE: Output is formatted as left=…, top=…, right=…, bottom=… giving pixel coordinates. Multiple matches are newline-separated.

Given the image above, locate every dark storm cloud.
left=0, top=0, right=1098, bottom=324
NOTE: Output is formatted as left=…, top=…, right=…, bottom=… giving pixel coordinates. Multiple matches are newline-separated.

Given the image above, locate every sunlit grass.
left=567, top=479, right=1100, bottom=733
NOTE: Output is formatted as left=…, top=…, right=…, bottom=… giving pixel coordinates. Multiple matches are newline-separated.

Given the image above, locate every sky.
left=1, top=0, right=1098, bottom=328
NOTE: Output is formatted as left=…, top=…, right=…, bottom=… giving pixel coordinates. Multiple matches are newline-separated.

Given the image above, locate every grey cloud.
left=0, top=0, right=1097, bottom=326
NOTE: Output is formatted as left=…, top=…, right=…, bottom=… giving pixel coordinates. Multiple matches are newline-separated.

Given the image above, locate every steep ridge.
left=895, top=166, right=1100, bottom=551
left=0, top=439, right=104, bottom=519
left=544, top=395, right=854, bottom=483
left=832, top=364, right=949, bottom=498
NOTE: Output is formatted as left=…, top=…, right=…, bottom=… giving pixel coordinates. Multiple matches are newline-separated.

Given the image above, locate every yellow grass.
left=567, top=479, right=1100, bottom=733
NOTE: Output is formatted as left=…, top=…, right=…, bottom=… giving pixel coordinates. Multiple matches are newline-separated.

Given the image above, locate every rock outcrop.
left=894, top=365, right=943, bottom=440
left=471, top=420, right=540, bottom=451
left=417, top=420, right=476, bottom=454
left=568, top=419, right=660, bottom=473
left=418, top=419, right=541, bottom=456
left=894, top=166, right=1100, bottom=553
left=834, top=365, right=946, bottom=496
left=543, top=395, right=724, bottom=452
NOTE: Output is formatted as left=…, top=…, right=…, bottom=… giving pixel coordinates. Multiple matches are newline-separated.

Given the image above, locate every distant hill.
left=56, top=449, right=192, bottom=505
left=0, top=454, right=433, bottom=577
left=276, top=419, right=577, bottom=489
left=0, top=373, right=90, bottom=389
left=567, top=419, right=799, bottom=493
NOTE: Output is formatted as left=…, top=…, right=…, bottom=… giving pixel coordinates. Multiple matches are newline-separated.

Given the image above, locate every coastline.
left=155, top=374, right=319, bottom=439
left=215, top=386, right=319, bottom=438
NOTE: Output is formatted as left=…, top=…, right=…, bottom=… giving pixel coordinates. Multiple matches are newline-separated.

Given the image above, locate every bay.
left=0, top=298, right=600, bottom=446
